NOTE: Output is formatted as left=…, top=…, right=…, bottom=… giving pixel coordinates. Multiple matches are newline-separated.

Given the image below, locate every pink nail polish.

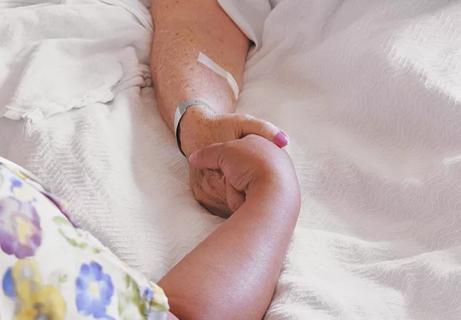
left=273, top=131, right=289, bottom=148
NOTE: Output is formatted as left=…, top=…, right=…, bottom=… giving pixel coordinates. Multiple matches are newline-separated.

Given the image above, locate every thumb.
left=188, top=142, right=225, bottom=170
left=235, top=115, right=289, bottom=148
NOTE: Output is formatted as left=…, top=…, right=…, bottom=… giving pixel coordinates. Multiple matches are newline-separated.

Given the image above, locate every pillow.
left=0, top=157, right=169, bottom=320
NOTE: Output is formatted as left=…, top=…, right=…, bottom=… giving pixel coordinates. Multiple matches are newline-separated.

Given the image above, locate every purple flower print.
left=0, top=197, right=42, bottom=258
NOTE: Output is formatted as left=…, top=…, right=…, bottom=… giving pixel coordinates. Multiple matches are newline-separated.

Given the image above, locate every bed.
left=1, top=0, right=461, bottom=319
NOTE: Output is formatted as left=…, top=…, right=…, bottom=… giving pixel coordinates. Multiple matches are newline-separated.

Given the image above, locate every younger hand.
left=188, top=135, right=299, bottom=217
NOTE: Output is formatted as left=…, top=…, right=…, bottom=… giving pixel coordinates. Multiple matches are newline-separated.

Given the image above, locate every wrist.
left=250, top=168, right=301, bottom=210
left=178, top=104, right=214, bottom=157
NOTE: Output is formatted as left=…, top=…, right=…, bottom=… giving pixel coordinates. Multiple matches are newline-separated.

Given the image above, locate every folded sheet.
left=2, top=41, right=123, bottom=122
left=0, top=0, right=151, bottom=122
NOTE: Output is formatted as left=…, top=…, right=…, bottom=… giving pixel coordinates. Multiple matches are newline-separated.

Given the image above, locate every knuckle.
left=237, top=114, right=254, bottom=122
left=255, top=120, right=270, bottom=131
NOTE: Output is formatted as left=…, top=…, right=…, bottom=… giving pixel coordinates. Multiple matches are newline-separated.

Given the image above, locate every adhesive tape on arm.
left=197, top=52, right=240, bottom=100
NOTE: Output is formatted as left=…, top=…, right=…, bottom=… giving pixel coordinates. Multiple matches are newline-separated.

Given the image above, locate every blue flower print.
left=76, top=261, right=114, bottom=319
left=10, top=177, right=22, bottom=193
left=143, top=287, right=154, bottom=302
left=3, top=168, right=37, bottom=203
left=2, top=267, right=15, bottom=298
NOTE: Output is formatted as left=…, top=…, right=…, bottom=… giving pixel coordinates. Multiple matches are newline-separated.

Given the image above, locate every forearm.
left=160, top=179, right=301, bottom=319
left=150, top=0, right=249, bottom=131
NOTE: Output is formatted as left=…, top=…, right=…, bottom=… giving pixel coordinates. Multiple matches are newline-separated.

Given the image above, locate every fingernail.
left=273, top=131, right=289, bottom=148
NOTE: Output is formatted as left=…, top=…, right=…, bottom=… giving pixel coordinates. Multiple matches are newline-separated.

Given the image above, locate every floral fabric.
left=0, top=158, right=169, bottom=320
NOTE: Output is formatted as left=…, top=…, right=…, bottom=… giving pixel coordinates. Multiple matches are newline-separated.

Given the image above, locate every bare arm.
left=150, top=1, right=288, bottom=215
left=162, top=180, right=299, bottom=319
left=161, top=136, right=301, bottom=319
left=150, top=0, right=249, bottom=131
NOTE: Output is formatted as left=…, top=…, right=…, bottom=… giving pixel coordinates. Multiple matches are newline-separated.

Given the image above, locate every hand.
left=179, top=105, right=289, bottom=157
left=179, top=105, right=289, bottom=217
left=188, top=135, right=299, bottom=215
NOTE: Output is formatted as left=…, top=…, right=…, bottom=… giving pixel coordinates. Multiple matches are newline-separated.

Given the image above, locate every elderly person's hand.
left=179, top=105, right=289, bottom=217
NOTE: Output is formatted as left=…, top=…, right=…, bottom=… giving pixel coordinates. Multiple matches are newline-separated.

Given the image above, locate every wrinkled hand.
left=179, top=105, right=289, bottom=217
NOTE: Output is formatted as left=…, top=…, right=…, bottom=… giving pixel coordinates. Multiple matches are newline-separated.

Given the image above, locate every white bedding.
left=2, top=0, right=461, bottom=319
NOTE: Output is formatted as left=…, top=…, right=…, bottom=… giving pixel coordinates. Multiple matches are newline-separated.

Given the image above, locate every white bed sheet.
left=2, top=1, right=461, bottom=319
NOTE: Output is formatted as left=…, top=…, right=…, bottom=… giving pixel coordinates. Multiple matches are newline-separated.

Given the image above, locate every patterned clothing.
left=0, top=157, right=169, bottom=320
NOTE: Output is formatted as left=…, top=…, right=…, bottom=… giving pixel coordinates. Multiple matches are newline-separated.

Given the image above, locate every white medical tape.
left=197, top=52, right=240, bottom=100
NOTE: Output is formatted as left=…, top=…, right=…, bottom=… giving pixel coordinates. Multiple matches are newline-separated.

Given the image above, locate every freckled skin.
left=151, top=1, right=247, bottom=127
left=151, top=0, right=261, bottom=216
left=150, top=3, right=298, bottom=320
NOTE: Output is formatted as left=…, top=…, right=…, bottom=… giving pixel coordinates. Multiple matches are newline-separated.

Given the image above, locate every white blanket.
left=1, top=0, right=461, bottom=319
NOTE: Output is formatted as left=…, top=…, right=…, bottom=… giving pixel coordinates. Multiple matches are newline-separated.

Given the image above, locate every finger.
left=226, top=179, right=245, bottom=212
left=188, top=142, right=225, bottom=170
left=191, top=169, right=233, bottom=218
left=235, top=114, right=289, bottom=148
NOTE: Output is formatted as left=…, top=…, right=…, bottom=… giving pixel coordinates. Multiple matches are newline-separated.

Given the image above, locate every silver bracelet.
left=174, top=99, right=211, bottom=156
